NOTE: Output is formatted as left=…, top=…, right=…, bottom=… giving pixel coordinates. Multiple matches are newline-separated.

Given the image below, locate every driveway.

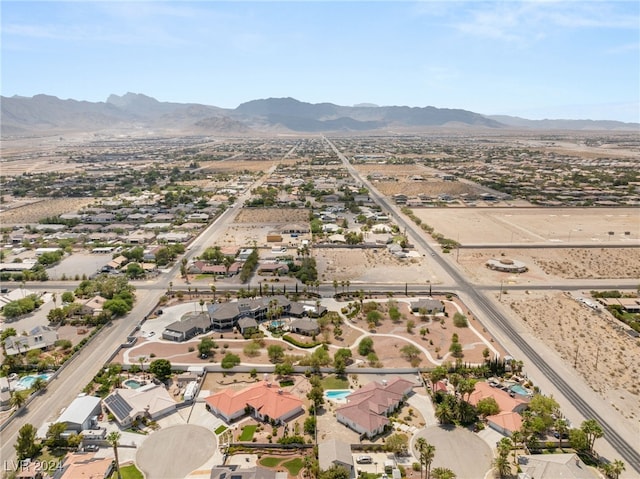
left=136, top=424, right=217, bottom=479
left=413, top=426, right=492, bottom=478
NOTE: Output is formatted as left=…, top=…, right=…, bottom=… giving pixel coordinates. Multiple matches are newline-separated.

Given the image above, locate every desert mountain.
left=1, top=93, right=636, bottom=136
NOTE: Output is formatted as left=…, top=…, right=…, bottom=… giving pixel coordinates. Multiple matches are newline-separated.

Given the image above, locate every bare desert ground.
left=506, top=290, right=640, bottom=423
left=315, top=248, right=428, bottom=283
left=0, top=197, right=94, bottom=225
left=234, top=208, right=309, bottom=224
left=457, top=247, right=640, bottom=283
left=413, top=207, right=639, bottom=245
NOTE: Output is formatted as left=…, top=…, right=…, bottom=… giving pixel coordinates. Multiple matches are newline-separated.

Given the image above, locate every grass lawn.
left=111, top=464, right=144, bottom=479
left=214, top=425, right=228, bottom=435
left=238, top=424, right=257, bottom=441
left=283, top=458, right=304, bottom=475
left=259, top=457, right=284, bottom=468
left=320, top=375, right=349, bottom=390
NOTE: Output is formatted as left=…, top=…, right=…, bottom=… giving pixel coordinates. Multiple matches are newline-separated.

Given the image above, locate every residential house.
left=336, top=377, right=415, bottom=438
left=205, top=381, right=303, bottom=424
left=103, top=383, right=176, bottom=427
left=0, top=377, right=11, bottom=411
left=410, top=299, right=445, bottom=314
left=289, top=318, right=320, bottom=336
left=57, top=395, right=102, bottom=432
left=318, top=439, right=355, bottom=478
left=257, top=263, right=289, bottom=276
left=237, top=317, right=259, bottom=336
left=517, top=453, right=600, bottom=479
left=78, top=295, right=107, bottom=317
left=53, top=452, right=113, bottom=479
left=468, top=382, right=529, bottom=436
left=162, top=313, right=212, bottom=342
left=4, top=325, right=58, bottom=356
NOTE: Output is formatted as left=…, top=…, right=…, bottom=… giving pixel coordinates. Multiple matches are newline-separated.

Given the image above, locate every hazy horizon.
left=2, top=1, right=639, bottom=123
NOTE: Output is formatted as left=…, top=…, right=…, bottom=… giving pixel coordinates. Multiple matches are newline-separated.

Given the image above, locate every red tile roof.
left=205, top=381, right=303, bottom=421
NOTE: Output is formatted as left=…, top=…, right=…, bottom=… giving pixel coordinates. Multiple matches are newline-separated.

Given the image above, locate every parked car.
left=356, top=456, right=373, bottom=464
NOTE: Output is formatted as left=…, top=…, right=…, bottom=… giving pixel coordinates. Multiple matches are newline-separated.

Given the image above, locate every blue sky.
left=2, top=1, right=639, bottom=122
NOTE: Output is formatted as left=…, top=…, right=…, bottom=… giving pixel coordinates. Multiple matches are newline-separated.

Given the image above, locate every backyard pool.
left=124, top=379, right=143, bottom=389
left=509, top=384, right=531, bottom=397
left=325, top=389, right=352, bottom=401
left=15, top=373, right=53, bottom=391
left=270, top=320, right=285, bottom=328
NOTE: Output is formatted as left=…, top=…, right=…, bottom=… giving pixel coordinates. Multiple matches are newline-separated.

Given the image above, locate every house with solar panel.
left=103, top=383, right=176, bottom=427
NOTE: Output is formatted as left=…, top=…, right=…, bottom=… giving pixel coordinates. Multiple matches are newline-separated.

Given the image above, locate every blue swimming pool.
left=15, top=373, right=53, bottom=391
left=509, top=384, right=530, bottom=396
left=325, top=389, right=352, bottom=400
left=124, top=379, right=143, bottom=389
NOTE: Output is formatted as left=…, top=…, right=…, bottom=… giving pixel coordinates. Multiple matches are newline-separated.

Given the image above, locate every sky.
left=2, top=1, right=639, bottom=122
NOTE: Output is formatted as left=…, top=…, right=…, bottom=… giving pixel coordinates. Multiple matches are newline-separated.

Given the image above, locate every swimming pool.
left=15, top=373, right=53, bottom=391
left=509, top=384, right=530, bottom=396
left=270, top=320, right=285, bottom=328
left=325, top=389, right=352, bottom=401
left=124, top=379, right=143, bottom=389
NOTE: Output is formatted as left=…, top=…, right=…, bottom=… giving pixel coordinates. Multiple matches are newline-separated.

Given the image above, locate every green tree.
left=580, top=418, right=604, bottom=454
left=304, top=416, right=316, bottom=435
left=10, top=390, right=27, bottom=409
left=107, top=431, right=122, bottom=479
left=358, top=337, right=374, bottom=356
left=569, top=428, right=589, bottom=452
left=386, top=432, right=409, bottom=455
left=45, top=422, right=68, bottom=449
left=431, top=468, right=456, bottom=479
left=400, top=344, right=421, bottom=366
left=318, top=465, right=350, bottom=479
left=103, top=298, right=130, bottom=317
left=15, top=423, right=41, bottom=460
left=268, top=344, right=285, bottom=363
left=221, top=353, right=240, bottom=369
left=492, top=453, right=511, bottom=478
left=476, top=397, right=500, bottom=418
left=366, top=310, right=382, bottom=328
left=275, top=361, right=295, bottom=378
left=243, top=341, right=261, bottom=357
left=1, top=327, right=17, bottom=341
left=31, top=377, right=47, bottom=394
left=149, top=359, right=172, bottom=382
left=406, top=319, right=416, bottom=333
left=198, top=337, right=216, bottom=358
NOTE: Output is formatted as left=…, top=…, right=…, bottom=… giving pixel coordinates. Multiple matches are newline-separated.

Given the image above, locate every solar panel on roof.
left=104, top=394, right=132, bottom=420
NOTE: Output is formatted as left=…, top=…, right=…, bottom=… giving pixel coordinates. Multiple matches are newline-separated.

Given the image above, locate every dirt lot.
left=315, top=248, right=428, bottom=283
left=412, top=207, right=639, bottom=245
left=234, top=208, right=310, bottom=224
left=0, top=197, right=94, bottom=225
left=457, top=247, right=640, bottom=283
left=505, top=290, right=640, bottom=423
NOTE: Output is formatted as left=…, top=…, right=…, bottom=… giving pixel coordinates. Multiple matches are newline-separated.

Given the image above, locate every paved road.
left=323, top=136, right=640, bottom=475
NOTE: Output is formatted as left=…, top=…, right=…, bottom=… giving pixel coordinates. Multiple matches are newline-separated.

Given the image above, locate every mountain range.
left=1, top=93, right=637, bottom=136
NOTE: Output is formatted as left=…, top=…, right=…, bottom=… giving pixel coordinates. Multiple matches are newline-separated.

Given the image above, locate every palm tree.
left=210, top=285, right=216, bottom=302
left=31, top=377, right=46, bottom=395
left=431, top=468, right=456, bottom=479
left=415, top=438, right=426, bottom=479
left=10, top=390, right=27, bottom=409
left=107, top=431, right=122, bottom=479
left=609, top=460, right=625, bottom=479
left=332, top=279, right=338, bottom=296
left=423, top=442, right=435, bottom=479
left=554, top=418, right=568, bottom=450
left=510, top=430, right=524, bottom=464
left=138, top=356, right=147, bottom=377
left=493, top=454, right=511, bottom=478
